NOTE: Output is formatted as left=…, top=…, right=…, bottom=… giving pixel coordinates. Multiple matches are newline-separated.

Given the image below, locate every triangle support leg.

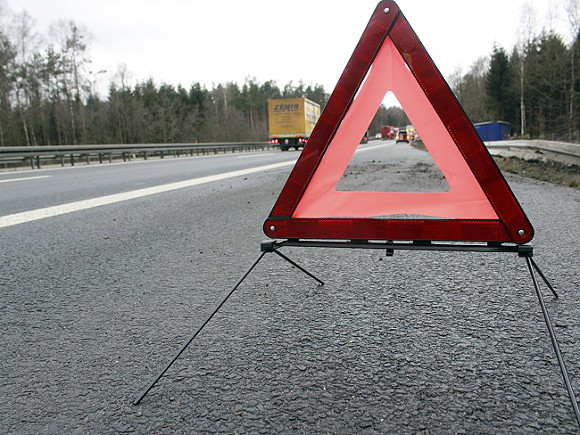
left=529, top=257, right=559, bottom=299
left=525, top=256, right=580, bottom=427
left=272, top=250, right=324, bottom=286
left=261, top=240, right=324, bottom=286
left=133, top=250, right=268, bottom=405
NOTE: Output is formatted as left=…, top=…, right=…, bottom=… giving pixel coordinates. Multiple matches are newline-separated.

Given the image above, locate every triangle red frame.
left=263, top=0, right=533, bottom=244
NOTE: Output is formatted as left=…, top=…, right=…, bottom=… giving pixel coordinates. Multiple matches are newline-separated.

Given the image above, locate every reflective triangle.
left=264, top=1, right=533, bottom=244
left=294, top=38, right=497, bottom=220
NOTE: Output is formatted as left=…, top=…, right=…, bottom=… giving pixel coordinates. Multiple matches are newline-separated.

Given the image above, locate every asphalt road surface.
left=1, top=141, right=579, bottom=433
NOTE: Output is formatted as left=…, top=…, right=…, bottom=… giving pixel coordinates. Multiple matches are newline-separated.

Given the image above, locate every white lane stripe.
left=0, top=175, right=51, bottom=184
left=0, top=161, right=294, bottom=229
left=356, top=142, right=391, bottom=152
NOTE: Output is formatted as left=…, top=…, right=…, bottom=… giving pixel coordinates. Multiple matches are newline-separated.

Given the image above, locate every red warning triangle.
left=263, top=1, right=533, bottom=244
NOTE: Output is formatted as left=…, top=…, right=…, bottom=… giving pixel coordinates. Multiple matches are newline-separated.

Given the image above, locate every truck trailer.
left=267, top=98, right=321, bottom=151
left=381, top=125, right=396, bottom=139
left=474, top=121, right=512, bottom=141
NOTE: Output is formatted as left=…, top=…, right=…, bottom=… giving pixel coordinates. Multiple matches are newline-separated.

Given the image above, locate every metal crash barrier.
left=0, top=142, right=277, bottom=169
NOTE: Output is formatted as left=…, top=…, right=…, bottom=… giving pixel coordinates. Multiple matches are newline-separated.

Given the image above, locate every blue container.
left=474, top=121, right=512, bottom=141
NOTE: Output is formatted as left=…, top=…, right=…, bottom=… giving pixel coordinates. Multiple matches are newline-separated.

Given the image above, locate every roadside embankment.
left=411, top=139, right=580, bottom=189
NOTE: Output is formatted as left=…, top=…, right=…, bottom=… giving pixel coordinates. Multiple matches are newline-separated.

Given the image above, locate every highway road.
left=0, top=140, right=391, bottom=228
left=0, top=148, right=299, bottom=220
left=1, top=141, right=579, bottom=433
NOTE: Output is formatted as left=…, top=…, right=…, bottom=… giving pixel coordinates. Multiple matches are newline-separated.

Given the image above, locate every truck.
left=267, top=98, right=321, bottom=151
left=381, top=125, right=396, bottom=139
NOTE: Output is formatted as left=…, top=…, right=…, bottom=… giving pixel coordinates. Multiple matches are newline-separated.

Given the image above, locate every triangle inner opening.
left=291, top=37, right=497, bottom=220
left=335, top=92, right=450, bottom=194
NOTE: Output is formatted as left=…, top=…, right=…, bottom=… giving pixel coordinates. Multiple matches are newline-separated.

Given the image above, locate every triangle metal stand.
left=133, top=239, right=580, bottom=428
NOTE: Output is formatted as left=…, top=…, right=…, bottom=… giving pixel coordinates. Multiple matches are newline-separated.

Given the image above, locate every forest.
left=1, top=3, right=579, bottom=146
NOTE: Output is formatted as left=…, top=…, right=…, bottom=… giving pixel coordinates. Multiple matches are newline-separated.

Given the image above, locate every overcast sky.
left=9, top=0, right=577, bottom=100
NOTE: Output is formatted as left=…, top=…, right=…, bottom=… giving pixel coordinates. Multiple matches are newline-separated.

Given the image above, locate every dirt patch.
left=411, top=140, right=580, bottom=189
left=493, top=156, right=580, bottom=189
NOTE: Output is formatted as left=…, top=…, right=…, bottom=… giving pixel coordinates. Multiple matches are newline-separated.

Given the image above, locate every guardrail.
left=0, top=142, right=276, bottom=169
left=1, top=139, right=578, bottom=171
left=484, top=139, right=580, bottom=166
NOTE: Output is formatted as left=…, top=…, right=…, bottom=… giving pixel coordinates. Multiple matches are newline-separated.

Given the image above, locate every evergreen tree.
left=485, top=45, right=517, bottom=122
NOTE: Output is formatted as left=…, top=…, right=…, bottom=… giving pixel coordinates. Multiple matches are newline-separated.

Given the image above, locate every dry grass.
left=492, top=156, right=580, bottom=189
left=410, top=140, right=580, bottom=189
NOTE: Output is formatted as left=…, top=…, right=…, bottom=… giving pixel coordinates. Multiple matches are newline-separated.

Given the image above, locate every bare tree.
left=565, top=0, right=579, bottom=140
left=114, top=62, right=130, bottom=91
left=49, top=20, right=92, bottom=144
left=11, top=10, right=38, bottom=145
left=450, top=57, right=491, bottom=123
left=0, top=0, right=13, bottom=146
left=517, top=2, right=537, bottom=137
left=566, top=0, right=580, bottom=32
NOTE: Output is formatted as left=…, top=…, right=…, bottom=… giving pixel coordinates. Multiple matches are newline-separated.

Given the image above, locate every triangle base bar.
left=265, top=218, right=514, bottom=243
left=263, top=238, right=530, bottom=254
left=133, top=240, right=579, bottom=428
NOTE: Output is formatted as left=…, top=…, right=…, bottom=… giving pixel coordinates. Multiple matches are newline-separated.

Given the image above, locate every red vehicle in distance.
left=381, top=125, right=396, bottom=139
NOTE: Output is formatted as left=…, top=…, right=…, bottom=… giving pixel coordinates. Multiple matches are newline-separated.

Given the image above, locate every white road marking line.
left=356, top=142, right=392, bottom=152
left=235, top=152, right=280, bottom=159
left=0, top=161, right=295, bottom=229
left=0, top=175, right=51, bottom=184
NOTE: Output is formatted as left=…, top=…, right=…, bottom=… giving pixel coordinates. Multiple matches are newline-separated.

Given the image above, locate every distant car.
left=375, top=133, right=382, bottom=139
left=360, top=132, right=368, bottom=143
left=396, top=130, right=408, bottom=143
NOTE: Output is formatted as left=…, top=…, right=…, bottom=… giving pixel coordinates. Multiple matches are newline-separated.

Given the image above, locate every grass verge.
left=492, top=156, right=580, bottom=189
left=410, top=140, right=580, bottom=189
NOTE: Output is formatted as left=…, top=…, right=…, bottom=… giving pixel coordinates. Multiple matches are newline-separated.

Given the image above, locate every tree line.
left=0, top=3, right=331, bottom=146
left=1, top=2, right=579, bottom=146
left=450, top=3, right=580, bottom=142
